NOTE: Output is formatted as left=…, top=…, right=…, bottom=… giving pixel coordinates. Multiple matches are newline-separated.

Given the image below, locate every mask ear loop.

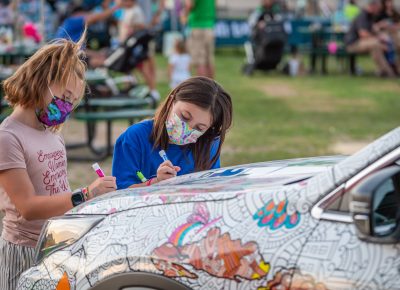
left=47, top=86, right=56, bottom=101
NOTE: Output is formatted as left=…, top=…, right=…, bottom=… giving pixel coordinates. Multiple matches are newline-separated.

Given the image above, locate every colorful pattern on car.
left=253, top=199, right=301, bottom=230
left=258, top=268, right=328, bottom=290
left=153, top=227, right=270, bottom=281
left=16, top=127, right=400, bottom=290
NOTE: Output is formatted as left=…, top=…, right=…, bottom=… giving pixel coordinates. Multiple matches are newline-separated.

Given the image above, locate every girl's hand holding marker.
left=157, top=150, right=181, bottom=183
left=89, top=163, right=117, bottom=198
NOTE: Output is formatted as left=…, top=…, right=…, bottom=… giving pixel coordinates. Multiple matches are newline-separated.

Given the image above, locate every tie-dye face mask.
left=36, top=87, right=73, bottom=127
left=166, top=113, right=205, bottom=145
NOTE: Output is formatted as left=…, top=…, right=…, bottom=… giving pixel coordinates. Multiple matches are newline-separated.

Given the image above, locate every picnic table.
left=0, top=45, right=39, bottom=65
left=67, top=95, right=155, bottom=162
left=297, top=25, right=352, bottom=74
left=85, top=69, right=108, bottom=85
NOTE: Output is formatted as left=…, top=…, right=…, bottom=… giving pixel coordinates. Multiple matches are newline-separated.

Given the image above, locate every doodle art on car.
left=152, top=227, right=270, bottom=281
left=169, top=203, right=222, bottom=246
left=259, top=268, right=328, bottom=290
left=254, top=199, right=301, bottom=230
left=17, top=127, right=400, bottom=290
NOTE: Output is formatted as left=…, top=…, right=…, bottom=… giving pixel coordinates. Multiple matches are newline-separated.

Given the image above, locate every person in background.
left=344, top=0, right=361, bottom=22
left=377, top=0, right=400, bottom=71
left=55, top=0, right=121, bottom=68
left=112, top=77, right=233, bottom=189
left=0, top=34, right=116, bottom=290
left=168, top=38, right=191, bottom=89
left=55, top=0, right=121, bottom=43
left=183, top=0, right=216, bottom=78
left=118, top=0, right=146, bottom=43
left=136, top=0, right=166, bottom=101
left=87, top=0, right=114, bottom=50
left=17, top=0, right=56, bottom=40
left=118, top=0, right=160, bottom=100
left=248, top=0, right=282, bottom=30
left=0, top=0, right=13, bottom=27
left=345, top=0, right=396, bottom=77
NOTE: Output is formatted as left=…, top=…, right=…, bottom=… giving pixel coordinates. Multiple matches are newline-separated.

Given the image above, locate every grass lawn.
left=66, top=49, right=400, bottom=188
left=154, top=49, right=400, bottom=166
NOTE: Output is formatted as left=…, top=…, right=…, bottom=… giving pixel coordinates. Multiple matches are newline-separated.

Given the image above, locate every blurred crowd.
left=344, top=0, right=400, bottom=77
left=0, top=0, right=221, bottom=98
left=0, top=0, right=399, bottom=84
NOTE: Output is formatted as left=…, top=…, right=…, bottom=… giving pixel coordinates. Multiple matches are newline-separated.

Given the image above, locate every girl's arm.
left=127, top=161, right=180, bottom=188
left=85, top=1, right=121, bottom=25
left=0, top=168, right=116, bottom=221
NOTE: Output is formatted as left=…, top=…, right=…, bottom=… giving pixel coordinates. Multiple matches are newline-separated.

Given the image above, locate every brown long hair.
left=2, top=31, right=87, bottom=130
left=151, top=77, right=233, bottom=171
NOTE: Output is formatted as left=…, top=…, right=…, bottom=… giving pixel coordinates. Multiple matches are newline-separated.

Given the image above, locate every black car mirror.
left=350, top=165, right=400, bottom=243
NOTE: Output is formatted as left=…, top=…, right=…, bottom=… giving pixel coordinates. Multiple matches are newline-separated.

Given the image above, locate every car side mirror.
left=350, top=165, right=400, bottom=243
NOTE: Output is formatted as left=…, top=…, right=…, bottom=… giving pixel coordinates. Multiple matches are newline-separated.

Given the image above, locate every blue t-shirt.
left=112, top=120, right=220, bottom=189
left=55, top=16, right=85, bottom=42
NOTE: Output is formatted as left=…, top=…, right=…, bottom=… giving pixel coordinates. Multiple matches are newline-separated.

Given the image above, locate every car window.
left=372, top=171, right=400, bottom=236
left=326, top=159, right=400, bottom=213
left=325, top=190, right=351, bottom=213
left=326, top=164, right=400, bottom=215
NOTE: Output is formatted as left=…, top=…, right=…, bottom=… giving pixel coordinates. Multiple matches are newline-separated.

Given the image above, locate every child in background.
left=168, top=38, right=191, bottom=89
left=0, top=34, right=116, bottom=290
left=118, top=0, right=162, bottom=101
left=112, top=76, right=233, bottom=189
left=118, top=0, right=146, bottom=43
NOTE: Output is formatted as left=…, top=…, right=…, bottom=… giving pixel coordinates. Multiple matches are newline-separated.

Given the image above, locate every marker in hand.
left=92, top=163, right=105, bottom=178
left=158, top=150, right=180, bottom=179
left=136, top=171, right=148, bottom=183
left=159, top=150, right=169, bottom=162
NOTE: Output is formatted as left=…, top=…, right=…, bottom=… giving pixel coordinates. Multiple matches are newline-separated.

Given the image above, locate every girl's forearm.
left=22, top=193, right=73, bottom=221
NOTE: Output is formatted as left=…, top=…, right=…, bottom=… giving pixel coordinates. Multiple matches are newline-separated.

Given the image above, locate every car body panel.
left=67, top=156, right=343, bottom=216
left=17, top=127, right=400, bottom=290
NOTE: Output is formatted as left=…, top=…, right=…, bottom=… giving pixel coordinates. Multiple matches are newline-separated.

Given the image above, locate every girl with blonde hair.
left=0, top=35, right=117, bottom=289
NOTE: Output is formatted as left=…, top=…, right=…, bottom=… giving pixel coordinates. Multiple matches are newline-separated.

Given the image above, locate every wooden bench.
left=295, top=25, right=359, bottom=75
left=307, top=45, right=357, bottom=75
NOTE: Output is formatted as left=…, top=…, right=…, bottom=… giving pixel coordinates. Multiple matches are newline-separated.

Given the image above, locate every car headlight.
left=35, top=215, right=105, bottom=264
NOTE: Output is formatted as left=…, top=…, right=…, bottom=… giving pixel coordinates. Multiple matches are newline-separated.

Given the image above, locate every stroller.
left=104, top=29, right=155, bottom=73
left=88, top=29, right=157, bottom=106
left=243, top=20, right=287, bottom=75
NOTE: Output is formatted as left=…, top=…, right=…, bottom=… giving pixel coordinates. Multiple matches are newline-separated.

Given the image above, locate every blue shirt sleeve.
left=210, top=138, right=221, bottom=169
left=55, top=16, right=85, bottom=42
left=112, top=129, right=143, bottom=189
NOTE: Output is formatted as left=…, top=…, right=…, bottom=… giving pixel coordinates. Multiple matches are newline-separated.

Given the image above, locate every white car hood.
left=68, top=156, right=344, bottom=215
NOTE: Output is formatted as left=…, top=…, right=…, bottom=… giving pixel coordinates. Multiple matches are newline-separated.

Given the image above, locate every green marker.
left=136, top=171, right=148, bottom=183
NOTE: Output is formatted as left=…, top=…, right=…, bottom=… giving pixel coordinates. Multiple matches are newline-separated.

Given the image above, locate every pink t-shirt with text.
left=0, top=117, right=71, bottom=247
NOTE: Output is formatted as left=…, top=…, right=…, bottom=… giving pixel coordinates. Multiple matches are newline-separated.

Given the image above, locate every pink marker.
left=92, top=163, right=105, bottom=177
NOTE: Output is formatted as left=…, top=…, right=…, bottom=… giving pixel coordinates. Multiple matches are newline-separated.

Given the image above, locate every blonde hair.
left=2, top=32, right=87, bottom=112
left=174, top=38, right=187, bottom=54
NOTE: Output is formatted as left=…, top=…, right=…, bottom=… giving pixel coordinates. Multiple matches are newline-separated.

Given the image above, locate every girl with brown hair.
left=0, top=36, right=116, bottom=289
left=112, top=76, right=233, bottom=189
